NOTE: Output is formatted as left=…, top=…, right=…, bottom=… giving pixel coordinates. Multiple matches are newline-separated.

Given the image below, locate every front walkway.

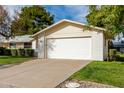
left=0, top=59, right=90, bottom=88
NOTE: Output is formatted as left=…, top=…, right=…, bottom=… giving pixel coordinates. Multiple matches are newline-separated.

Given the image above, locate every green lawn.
left=0, top=56, right=32, bottom=65
left=69, top=61, right=124, bottom=87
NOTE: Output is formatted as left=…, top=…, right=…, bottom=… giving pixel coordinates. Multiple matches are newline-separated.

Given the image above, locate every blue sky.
left=5, top=5, right=89, bottom=24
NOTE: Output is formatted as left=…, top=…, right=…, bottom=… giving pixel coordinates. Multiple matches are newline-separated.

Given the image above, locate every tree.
left=11, top=5, right=54, bottom=35
left=0, top=5, right=11, bottom=38
left=86, top=5, right=124, bottom=39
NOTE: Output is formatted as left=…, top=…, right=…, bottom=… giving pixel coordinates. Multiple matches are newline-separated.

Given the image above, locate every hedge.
left=109, top=49, right=117, bottom=61
left=4, top=49, right=11, bottom=56
left=0, top=48, right=34, bottom=57
left=11, top=49, right=17, bottom=56
left=0, top=47, right=6, bottom=55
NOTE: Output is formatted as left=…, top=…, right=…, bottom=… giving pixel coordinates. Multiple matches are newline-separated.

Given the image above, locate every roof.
left=32, top=19, right=105, bottom=37
left=0, top=35, right=33, bottom=43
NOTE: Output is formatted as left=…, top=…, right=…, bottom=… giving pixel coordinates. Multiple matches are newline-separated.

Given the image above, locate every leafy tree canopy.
left=11, top=5, right=54, bottom=35
left=0, top=5, right=11, bottom=38
left=87, top=5, right=124, bottom=38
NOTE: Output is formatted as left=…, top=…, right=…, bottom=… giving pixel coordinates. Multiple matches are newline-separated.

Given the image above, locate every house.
left=112, top=36, right=124, bottom=53
left=32, top=19, right=108, bottom=61
left=0, top=35, right=33, bottom=49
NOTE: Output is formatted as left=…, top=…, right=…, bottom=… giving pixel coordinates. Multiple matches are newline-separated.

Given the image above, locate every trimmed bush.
left=16, top=49, right=21, bottom=56
left=24, top=49, right=28, bottom=57
left=11, top=49, right=17, bottom=56
left=0, top=48, right=34, bottom=57
left=4, top=49, right=11, bottom=56
left=19, top=49, right=25, bottom=56
left=116, top=52, right=124, bottom=61
left=18, top=48, right=34, bottom=57
left=0, top=47, right=6, bottom=55
left=109, top=49, right=117, bottom=61
left=26, top=48, right=34, bottom=57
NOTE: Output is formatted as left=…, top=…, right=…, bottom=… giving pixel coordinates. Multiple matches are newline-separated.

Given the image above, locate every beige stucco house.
left=32, top=19, right=108, bottom=61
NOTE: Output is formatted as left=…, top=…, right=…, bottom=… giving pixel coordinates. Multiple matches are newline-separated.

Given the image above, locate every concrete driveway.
left=0, top=59, right=90, bottom=88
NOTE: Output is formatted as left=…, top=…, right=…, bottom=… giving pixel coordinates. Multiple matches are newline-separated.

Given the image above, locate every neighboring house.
left=112, top=37, right=124, bottom=53
left=32, top=19, right=108, bottom=61
left=0, top=35, right=33, bottom=49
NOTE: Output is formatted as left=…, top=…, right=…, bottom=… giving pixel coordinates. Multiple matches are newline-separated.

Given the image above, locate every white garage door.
left=47, top=37, right=92, bottom=60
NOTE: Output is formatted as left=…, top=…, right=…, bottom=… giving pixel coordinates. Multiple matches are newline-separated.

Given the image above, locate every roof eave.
left=32, top=19, right=105, bottom=37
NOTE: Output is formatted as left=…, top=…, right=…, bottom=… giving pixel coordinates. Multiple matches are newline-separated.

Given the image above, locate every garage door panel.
left=47, top=38, right=91, bottom=60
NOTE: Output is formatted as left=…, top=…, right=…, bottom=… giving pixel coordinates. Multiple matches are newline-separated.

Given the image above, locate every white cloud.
left=4, top=5, right=89, bottom=23
left=63, top=5, right=89, bottom=23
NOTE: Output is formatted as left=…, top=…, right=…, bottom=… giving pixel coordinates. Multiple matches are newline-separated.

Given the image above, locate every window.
left=10, top=43, right=16, bottom=48
left=24, top=42, right=32, bottom=48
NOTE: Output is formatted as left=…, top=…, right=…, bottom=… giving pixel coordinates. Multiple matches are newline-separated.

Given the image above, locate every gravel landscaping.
left=0, top=83, right=16, bottom=88
left=56, top=79, right=116, bottom=88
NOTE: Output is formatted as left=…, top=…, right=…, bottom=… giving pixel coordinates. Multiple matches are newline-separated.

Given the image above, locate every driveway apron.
left=0, top=59, right=90, bottom=88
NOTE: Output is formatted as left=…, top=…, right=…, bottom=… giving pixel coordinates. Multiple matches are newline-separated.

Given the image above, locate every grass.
left=69, top=61, right=124, bottom=87
left=0, top=56, right=32, bottom=65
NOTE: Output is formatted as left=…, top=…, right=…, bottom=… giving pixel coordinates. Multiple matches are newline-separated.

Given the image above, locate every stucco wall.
left=0, top=43, right=9, bottom=48
left=37, top=33, right=45, bottom=58
left=91, top=31, right=104, bottom=61
left=16, top=43, right=24, bottom=48
left=2, top=42, right=24, bottom=48
left=32, top=40, right=36, bottom=50
left=46, top=23, right=92, bottom=38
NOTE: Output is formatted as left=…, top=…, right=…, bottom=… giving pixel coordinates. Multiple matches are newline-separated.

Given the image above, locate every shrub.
left=25, top=48, right=34, bottom=57
left=0, top=48, right=34, bottom=57
left=4, top=49, right=11, bottom=56
left=0, top=47, right=6, bottom=55
left=11, top=49, right=17, bottom=56
left=16, top=49, right=21, bottom=56
left=18, top=48, right=34, bottom=57
left=109, top=49, right=117, bottom=61
left=24, top=49, right=28, bottom=57
left=19, top=49, right=25, bottom=56
left=116, top=52, right=124, bottom=61
left=26, top=49, right=34, bottom=56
